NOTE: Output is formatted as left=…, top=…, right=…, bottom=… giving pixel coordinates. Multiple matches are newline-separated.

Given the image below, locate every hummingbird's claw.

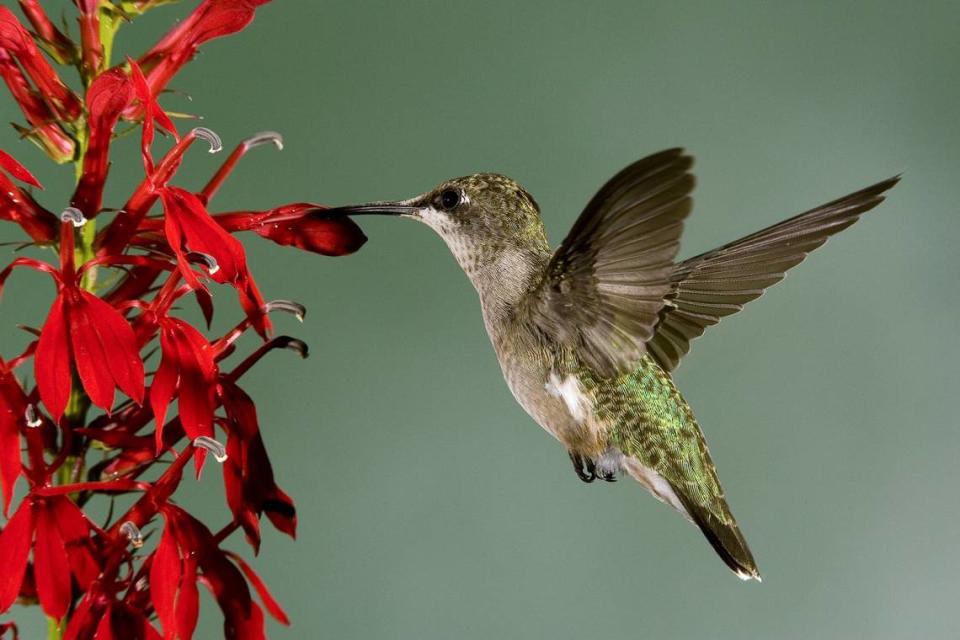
left=569, top=452, right=596, bottom=483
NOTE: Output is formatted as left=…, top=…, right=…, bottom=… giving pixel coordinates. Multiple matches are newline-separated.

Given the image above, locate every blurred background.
left=3, top=1, right=958, bottom=638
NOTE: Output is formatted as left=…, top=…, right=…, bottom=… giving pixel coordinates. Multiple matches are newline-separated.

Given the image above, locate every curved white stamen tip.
left=135, top=577, right=148, bottom=591
left=283, top=337, right=308, bottom=358
left=265, top=299, right=305, bottom=322
left=60, top=207, right=86, bottom=227
left=119, top=521, right=144, bottom=548
left=193, top=435, right=227, bottom=462
left=244, top=131, right=283, bottom=151
left=187, top=251, right=220, bottom=275
left=24, top=404, right=42, bottom=428
left=192, top=126, right=222, bottom=153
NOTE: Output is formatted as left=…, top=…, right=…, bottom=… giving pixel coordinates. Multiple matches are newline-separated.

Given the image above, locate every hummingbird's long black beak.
left=321, top=202, right=419, bottom=217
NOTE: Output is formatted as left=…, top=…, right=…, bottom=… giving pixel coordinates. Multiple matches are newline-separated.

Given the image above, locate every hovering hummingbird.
left=326, top=149, right=898, bottom=580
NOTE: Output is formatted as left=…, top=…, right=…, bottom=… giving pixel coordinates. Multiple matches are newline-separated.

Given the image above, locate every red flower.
left=0, top=363, right=26, bottom=516
left=0, top=149, right=57, bottom=243
left=220, top=379, right=297, bottom=550
left=151, top=504, right=286, bottom=639
left=151, top=317, right=217, bottom=459
left=133, top=0, right=272, bottom=111
left=0, top=495, right=99, bottom=621
left=16, top=1, right=75, bottom=63
left=71, top=68, right=134, bottom=218
left=0, top=6, right=81, bottom=121
left=128, top=57, right=178, bottom=176
left=1, top=219, right=147, bottom=421
left=72, top=0, right=103, bottom=76
left=161, top=187, right=270, bottom=337
left=0, top=50, right=75, bottom=163
left=217, top=203, right=369, bottom=256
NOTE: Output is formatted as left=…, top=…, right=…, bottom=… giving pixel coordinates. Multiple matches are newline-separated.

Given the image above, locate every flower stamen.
left=24, top=404, right=42, bottom=428
left=243, top=131, right=284, bottom=151
left=193, top=435, right=227, bottom=463
left=264, top=299, right=306, bottom=322
left=191, top=126, right=222, bottom=154
left=119, top=521, right=144, bottom=548
left=60, top=206, right=86, bottom=227
left=186, top=251, right=220, bottom=275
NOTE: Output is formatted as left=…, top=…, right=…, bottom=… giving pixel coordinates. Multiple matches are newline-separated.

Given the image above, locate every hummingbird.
left=326, top=149, right=898, bottom=580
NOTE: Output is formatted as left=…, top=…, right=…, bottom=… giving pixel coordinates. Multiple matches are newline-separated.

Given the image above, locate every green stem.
left=46, top=616, right=65, bottom=640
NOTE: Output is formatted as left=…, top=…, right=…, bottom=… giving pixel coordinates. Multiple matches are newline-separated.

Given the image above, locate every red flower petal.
left=0, top=369, right=24, bottom=516
left=0, top=7, right=81, bottom=121
left=63, top=592, right=99, bottom=640
left=225, top=552, right=289, bottom=625
left=136, top=0, right=273, bottom=101
left=50, top=496, right=99, bottom=589
left=69, top=290, right=145, bottom=414
left=150, top=520, right=180, bottom=639
left=94, top=605, right=115, bottom=640
left=0, top=149, right=41, bottom=189
left=161, top=188, right=271, bottom=336
left=72, top=68, right=134, bottom=218
left=150, top=330, right=180, bottom=453
left=176, top=556, right=200, bottom=640
left=34, top=293, right=72, bottom=421
left=33, top=500, right=71, bottom=619
left=0, top=499, right=33, bottom=612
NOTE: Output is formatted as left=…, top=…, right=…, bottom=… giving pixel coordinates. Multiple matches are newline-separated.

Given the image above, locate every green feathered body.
left=580, top=356, right=759, bottom=579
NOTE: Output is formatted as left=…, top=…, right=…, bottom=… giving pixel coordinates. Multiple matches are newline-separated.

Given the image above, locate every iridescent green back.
left=582, top=355, right=730, bottom=521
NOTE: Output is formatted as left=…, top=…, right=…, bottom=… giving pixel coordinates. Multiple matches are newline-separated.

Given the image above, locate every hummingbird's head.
left=326, top=174, right=550, bottom=282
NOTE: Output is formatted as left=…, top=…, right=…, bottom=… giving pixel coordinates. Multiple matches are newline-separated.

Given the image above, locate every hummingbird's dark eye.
left=439, top=188, right=461, bottom=211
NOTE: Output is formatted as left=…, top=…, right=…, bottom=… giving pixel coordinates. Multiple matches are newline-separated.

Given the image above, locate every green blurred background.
left=3, top=1, right=959, bottom=638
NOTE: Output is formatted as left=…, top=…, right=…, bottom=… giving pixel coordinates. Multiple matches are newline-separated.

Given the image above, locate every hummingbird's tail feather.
left=672, top=487, right=761, bottom=582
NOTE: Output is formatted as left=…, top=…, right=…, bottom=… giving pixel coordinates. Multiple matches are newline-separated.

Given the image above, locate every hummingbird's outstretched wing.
left=646, top=176, right=900, bottom=371
left=524, top=148, right=695, bottom=378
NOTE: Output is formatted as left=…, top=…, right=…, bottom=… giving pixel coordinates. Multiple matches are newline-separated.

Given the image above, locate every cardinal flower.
left=0, top=495, right=99, bottom=621
left=0, top=6, right=80, bottom=121
left=71, top=67, right=135, bottom=218
left=150, top=317, right=218, bottom=457
left=0, top=149, right=56, bottom=243
left=133, top=0, right=271, bottom=108
left=0, top=362, right=26, bottom=516
left=160, top=187, right=269, bottom=336
left=215, top=203, right=368, bottom=256
left=0, top=216, right=147, bottom=420
left=219, top=379, right=296, bottom=551
left=150, top=505, right=287, bottom=639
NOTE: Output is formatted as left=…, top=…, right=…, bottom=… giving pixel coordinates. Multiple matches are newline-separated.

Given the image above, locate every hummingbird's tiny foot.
left=600, top=470, right=617, bottom=483
left=569, top=452, right=596, bottom=483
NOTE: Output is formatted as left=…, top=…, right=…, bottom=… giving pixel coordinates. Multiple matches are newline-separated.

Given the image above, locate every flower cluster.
left=0, top=2, right=366, bottom=637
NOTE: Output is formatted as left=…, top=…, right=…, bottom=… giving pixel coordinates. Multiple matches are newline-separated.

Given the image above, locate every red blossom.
left=0, top=6, right=81, bottom=121
left=217, top=203, right=369, bottom=256
left=0, top=495, right=99, bottom=621
left=161, top=187, right=270, bottom=337
left=0, top=0, right=355, bottom=633
left=72, top=68, right=135, bottom=218
left=0, top=50, right=75, bottom=164
left=0, top=148, right=56, bottom=243
left=220, top=379, right=297, bottom=550
left=151, top=317, right=217, bottom=462
left=134, top=0, right=272, bottom=106
left=17, top=1, right=75, bottom=63
left=0, top=362, right=29, bottom=517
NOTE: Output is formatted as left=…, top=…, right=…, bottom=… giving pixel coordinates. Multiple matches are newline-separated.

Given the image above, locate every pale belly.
left=497, top=353, right=608, bottom=455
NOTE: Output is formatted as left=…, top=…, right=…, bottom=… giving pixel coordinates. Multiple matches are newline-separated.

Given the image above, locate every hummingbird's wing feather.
left=525, top=148, right=695, bottom=378
left=647, top=176, right=900, bottom=371
left=587, top=358, right=760, bottom=579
